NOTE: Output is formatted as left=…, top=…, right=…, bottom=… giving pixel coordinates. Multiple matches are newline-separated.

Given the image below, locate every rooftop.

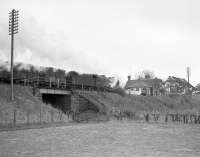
left=125, top=78, right=162, bottom=89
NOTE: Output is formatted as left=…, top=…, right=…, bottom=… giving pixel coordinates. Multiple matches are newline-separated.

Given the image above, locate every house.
left=193, top=83, right=200, bottom=95
left=164, top=76, right=194, bottom=95
left=125, top=76, right=162, bottom=96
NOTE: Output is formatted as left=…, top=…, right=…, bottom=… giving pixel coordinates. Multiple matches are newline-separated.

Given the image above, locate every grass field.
left=0, top=121, right=200, bottom=157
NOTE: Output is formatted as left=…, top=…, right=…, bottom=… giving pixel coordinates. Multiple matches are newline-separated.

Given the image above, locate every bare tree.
left=114, top=80, right=120, bottom=88
left=134, top=70, right=155, bottom=79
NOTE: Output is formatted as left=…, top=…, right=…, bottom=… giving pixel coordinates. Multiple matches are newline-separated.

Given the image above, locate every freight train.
left=0, top=66, right=111, bottom=91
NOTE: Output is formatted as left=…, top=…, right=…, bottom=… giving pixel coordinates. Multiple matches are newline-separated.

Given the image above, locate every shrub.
left=111, top=87, right=126, bottom=97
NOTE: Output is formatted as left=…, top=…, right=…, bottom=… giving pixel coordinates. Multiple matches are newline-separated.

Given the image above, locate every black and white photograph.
left=0, top=0, right=200, bottom=156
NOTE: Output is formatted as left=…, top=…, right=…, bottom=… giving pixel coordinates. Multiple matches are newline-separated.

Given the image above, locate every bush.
left=111, top=88, right=126, bottom=97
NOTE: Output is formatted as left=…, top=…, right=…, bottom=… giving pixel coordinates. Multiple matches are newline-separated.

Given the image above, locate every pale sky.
left=0, top=0, right=200, bottom=86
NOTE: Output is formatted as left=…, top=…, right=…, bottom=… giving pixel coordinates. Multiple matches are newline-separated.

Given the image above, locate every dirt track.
left=0, top=121, right=200, bottom=157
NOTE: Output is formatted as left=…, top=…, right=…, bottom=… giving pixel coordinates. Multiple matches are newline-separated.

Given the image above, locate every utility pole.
left=9, top=9, right=19, bottom=101
left=186, top=66, right=191, bottom=91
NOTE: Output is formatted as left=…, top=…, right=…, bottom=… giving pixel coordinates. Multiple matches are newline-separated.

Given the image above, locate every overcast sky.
left=0, top=0, right=200, bottom=85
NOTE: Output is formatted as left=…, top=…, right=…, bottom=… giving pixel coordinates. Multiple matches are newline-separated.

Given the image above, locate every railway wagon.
left=70, top=74, right=110, bottom=91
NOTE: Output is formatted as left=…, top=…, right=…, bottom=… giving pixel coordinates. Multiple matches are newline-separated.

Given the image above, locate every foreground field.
left=0, top=121, right=200, bottom=157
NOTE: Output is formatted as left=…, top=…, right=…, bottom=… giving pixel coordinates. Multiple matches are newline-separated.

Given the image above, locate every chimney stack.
left=128, top=75, right=131, bottom=81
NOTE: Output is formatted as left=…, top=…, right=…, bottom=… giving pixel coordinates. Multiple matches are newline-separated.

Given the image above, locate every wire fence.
left=110, top=111, right=200, bottom=124
left=1, top=107, right=200, bottom=128
left=0, top=107, right=71, bottom=127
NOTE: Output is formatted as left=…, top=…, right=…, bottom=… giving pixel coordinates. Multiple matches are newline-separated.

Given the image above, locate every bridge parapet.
left=39, top=88, right=71, bottom=95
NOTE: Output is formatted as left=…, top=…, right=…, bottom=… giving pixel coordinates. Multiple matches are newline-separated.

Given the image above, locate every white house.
left=125, top=76, right=162, bottom=96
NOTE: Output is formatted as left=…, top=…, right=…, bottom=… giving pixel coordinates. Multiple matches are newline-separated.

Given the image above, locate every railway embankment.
left=81, top=91, right=200, bottom=112
left=76, top=91, right=200, bottom=122
left=0, top=84, right=70, bottom=128
left=1, top=83, right=200, bottom=129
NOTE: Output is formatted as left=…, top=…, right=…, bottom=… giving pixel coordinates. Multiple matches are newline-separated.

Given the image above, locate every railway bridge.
left=9, top=76, right=108, bottom=116
left=30, top=82, right=106, bottom=116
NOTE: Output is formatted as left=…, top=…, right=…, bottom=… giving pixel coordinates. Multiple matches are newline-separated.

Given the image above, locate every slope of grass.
left=0, top=84, right=47, bottom=112
left=85, top=91, right=200, bottom=115
left=0, top=84, right=69, bottom=126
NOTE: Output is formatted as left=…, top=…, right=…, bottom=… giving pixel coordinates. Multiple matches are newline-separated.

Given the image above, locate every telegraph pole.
left=9, top=9, right=19, bottom=101
left=186, top=66, right=191, bottom=91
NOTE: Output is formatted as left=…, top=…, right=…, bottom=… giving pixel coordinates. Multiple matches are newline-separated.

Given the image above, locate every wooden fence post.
left=24, top=79, right=26, bottom=86
left=49, top=78, right=52, bottom=88
left=27, top=111, right=30, bottom=125
left=13, top=109, right=16, bottom=126
left=0, top=111, right=1, bottom=125
left=51, top=109, right=54, bottom=123
left=59, top=111, right=63, bottom=121
left=64, top=79, right=66, bottom=89
left=57, top=79, right=60, bottom=88
left=39, top=104, right=42, bottom=124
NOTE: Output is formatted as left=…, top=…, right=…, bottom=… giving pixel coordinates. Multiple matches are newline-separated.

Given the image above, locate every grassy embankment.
left=1, top=83, right=200, bottom=125
left=0, top=84, right=69, bottom=127
left=84, top=91, right=200, bottom=116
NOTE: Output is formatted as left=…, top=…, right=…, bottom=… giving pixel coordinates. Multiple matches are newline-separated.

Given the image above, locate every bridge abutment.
left=35, top=88, right=71, bottom=113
